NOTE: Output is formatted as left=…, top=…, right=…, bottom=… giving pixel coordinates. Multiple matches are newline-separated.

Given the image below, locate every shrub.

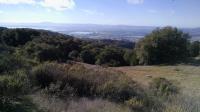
left=68, top=50, right=79, bottom=60
left=97, top=78, right=139, bottom=102
left=31, top=62, right=142, bottom=103
left=67, top=63, right=141, bottom=101
left=42, top=82, right=75, bottom=98
left=0, top=70, right=30, bottom=97
left=0, top=53, right=27, bottom=74
left=31, top=63, right=66, bottom=88
left=149, top=78, right=179, bottom=97
left=0, top=70, right=30, bottom=111
left=125, top=97, right=144, bottom=109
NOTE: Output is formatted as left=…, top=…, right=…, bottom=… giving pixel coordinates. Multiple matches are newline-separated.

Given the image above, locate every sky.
left=0, top=0, right=200, bottom=28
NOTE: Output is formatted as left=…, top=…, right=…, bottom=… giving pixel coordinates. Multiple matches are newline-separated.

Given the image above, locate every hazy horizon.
left=1, top=22, right=200, bottom=29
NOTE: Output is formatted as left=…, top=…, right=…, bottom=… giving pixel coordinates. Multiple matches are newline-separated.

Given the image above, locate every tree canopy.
left=135, top=27, right=190, bottom=65
left=0, top=27, right=197, bottom=66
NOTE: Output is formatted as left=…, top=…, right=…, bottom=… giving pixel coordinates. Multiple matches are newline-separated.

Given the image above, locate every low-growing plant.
left=42, top=82, right=75, bottom=98
left=0, top=53, right=26, bottom=74
left=97, top=78, right=139, bottom=102
left=0, top=70, right=30, bottom=111
left=125, top=97, right=144, bottom=109
left=163, top=95, right=200, bottom=112
left=149, top=77, right=179, bottom=97
left=31, top=93, right=132, bottom=112
left=0, top=70, right=30, bottom=97
left=31, top=63, right=66, bottom=88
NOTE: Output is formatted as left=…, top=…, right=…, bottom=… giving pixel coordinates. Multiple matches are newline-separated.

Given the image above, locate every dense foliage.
left=0, top=27, right=132, bottom=67
left=135, top=27, right=191, bottom=65
left=189, top=41, right=200, bottom=57
left=1, top=27, right=198, bottom=66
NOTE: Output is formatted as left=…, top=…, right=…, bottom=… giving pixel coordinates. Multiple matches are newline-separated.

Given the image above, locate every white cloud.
left=40, top=0, right=75, bottom=11
left=0, top=0, right=35, bottom=4
left=0, top=10, right=3, bottom=14
left=0, top=0, right=75, bottom=11
left=127, top=0, right=144, bottom=4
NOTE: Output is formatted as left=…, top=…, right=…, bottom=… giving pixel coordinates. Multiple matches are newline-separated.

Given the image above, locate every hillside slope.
left=113, top=65, right=200, bottom=97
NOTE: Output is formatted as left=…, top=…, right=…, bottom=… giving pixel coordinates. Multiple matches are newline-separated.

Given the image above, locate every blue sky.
left=0, top=0, right=200, bottom=27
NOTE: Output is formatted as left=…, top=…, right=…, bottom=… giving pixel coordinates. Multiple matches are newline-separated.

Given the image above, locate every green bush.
left=68, top=50, right=79, bottom=60
left=0, top=53, right=27, bottom=73
left=31, top=63, right=66, bottom=88
left=97, top=78, right=139, bottom=102
left=0, top=70, right=30, bottom=97
left=150, top=78, right=178, bottom=97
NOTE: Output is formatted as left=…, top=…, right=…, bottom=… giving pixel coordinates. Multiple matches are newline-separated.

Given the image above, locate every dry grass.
left=30, top=62, right=144, bottom=111
left=30, top=63, right=200, bottom=112
left=113, top=65, right=200, bottom=98
left=164, top=97, right=200, bottom=112
left=30, top=92, right=132, bottom=112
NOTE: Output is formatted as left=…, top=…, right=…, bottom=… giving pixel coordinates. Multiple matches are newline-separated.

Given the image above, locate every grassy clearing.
left=113, top=65, right=200, bottom=112
left=113, top=65, right=200, bottom=98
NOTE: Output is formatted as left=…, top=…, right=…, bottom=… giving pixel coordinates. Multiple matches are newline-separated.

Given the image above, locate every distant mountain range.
left=1, top=23, right=200, bottom=41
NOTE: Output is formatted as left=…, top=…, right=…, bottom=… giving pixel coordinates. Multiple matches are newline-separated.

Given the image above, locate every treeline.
left=0, top=27, right=134, bottom=67
left=0, top=27, right=200, bottom=67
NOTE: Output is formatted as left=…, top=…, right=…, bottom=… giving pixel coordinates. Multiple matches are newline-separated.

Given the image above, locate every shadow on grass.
left=0, top=96, right=43, bottom=112
left=182, top=57, right=200, bottom=66
left=152, top=57, right=200, bottom=67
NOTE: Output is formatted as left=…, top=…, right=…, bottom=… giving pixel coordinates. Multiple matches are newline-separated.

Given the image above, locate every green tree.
left=189, top=41, right=200, bottom=57
left=123, top=50, right=138, bottom=66
left=96, top=47, right=126, bottom=66
left=0, top=29, right=40, bottom=46
left=68, top=50, right=79, bottom=60
left=135, top=27, right=190, bottom=65
left=80, top=50, right=95, bottom=64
